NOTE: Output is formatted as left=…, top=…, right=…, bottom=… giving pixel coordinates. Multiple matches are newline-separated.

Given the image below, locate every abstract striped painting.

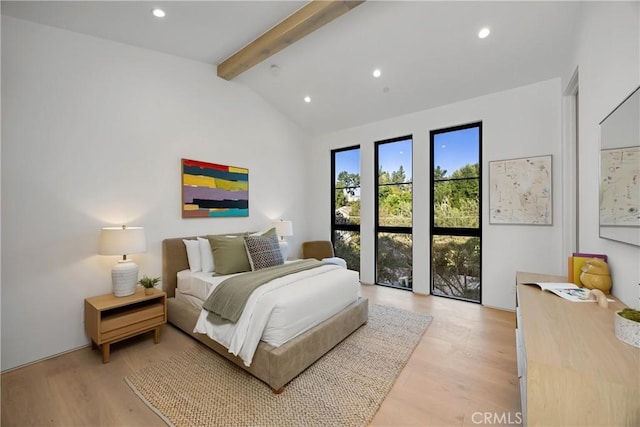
left=182, top=159, right=249, bottom=218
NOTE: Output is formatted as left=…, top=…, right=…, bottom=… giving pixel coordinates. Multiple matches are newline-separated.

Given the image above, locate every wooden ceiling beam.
left=217, top=0, right=364, bottom=81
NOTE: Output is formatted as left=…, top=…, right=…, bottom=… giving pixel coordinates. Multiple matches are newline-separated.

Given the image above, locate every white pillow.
left=322, top=257, right=347, bottom=269
left=182, top=239, right=202, bottom=272
left=197, top=237, right=215, bottom=273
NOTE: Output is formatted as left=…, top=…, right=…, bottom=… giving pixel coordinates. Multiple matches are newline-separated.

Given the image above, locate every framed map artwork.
left=489, top=155, right=552, bottom=225
left=599, top=146, right=640, bottom=227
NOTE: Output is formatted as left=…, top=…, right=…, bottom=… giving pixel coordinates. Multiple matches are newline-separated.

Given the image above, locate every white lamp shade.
left=274, top=220, right=294, bottom=238
left=99, top=226, right=146, bottom=256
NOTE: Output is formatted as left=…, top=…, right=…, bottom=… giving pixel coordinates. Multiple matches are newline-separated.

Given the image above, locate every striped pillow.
left=244, top=234, right=284, bottom=270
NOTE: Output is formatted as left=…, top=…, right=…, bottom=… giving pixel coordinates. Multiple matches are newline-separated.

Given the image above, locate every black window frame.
left=331, top=145, right=361, bottom=263
left=430, top=122, right=482, bottom=303
left=374, top=135, right=413, bottom=289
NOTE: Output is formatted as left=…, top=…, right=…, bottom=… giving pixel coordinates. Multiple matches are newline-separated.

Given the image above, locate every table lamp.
left=273, top=220, right=293, bottom=259
left=99, top=225, right=147, bottom=297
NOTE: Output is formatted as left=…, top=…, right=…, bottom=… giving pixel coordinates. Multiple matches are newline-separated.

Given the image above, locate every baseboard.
left=1, top=343, right=91, bottom=374
left=482, top=303, right=515, bottom=313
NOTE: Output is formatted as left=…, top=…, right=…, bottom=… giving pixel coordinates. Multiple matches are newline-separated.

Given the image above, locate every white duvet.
left=192, top=263, right=360, bottom=366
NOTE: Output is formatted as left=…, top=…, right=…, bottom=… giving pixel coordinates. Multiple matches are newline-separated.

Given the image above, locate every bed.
left=162, top=235, right=369, bottom=393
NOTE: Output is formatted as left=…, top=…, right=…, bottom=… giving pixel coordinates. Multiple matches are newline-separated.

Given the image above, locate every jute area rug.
left=125, top=304, right=432, bottom=427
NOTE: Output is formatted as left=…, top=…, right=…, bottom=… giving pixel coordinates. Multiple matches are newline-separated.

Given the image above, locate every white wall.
left=568, top=1, right=640, bottom=308
left=307, top=1, right=640, bottom=311
left=308, top=78, right=564, bottom=311
left=1, top=17, right=310, bottom=371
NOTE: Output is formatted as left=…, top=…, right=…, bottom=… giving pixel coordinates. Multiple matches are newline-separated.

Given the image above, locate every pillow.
left=182, top=239, right=202, bottom=272
left=244, top=234, right=284, bottom=270
left=322, top=257, right=347, bottom=269
left=250, top=227, right=277, bottom=238
left=207, top=235, right=251, bottom=275
left=197, top=237, right=215, bottom=273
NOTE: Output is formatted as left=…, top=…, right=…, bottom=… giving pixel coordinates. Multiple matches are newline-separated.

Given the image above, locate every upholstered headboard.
left=162, top=236, right=196, bottom=298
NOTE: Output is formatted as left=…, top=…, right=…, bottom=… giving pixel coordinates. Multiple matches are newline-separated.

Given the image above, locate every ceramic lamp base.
left=112, top=260, right=138, bottom=297
left=278, top=240, right=289, bottom=260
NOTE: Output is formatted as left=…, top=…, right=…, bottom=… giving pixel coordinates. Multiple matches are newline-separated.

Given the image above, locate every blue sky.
left=335, top=148, right=360, bottom=178
left=335, top=128, right=478, bottom=180
left=335, top=139, right=413, bottom=180
left=433, top=127, right=479, bottom=176
left=378, top=139, right=412, bottom=180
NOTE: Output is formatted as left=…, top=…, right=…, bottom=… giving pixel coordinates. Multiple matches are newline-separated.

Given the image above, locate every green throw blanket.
left=202, top=259, right=323, bottom=323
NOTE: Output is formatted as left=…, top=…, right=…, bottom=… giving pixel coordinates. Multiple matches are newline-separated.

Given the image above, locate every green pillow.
left=207, top=234, right=251, bottom=275
left=206, top=229, right=276, bottom=275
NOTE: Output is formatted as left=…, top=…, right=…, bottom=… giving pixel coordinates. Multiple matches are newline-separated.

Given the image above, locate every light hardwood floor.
left=1, top=285, right=520, bottom=426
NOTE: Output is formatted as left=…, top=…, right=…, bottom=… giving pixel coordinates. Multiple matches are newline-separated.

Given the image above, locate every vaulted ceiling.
left=2, top=1, right=583, bottom=134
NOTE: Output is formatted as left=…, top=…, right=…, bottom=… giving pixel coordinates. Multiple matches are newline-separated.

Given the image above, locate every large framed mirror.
left=599, top=86, right=640, bottom=246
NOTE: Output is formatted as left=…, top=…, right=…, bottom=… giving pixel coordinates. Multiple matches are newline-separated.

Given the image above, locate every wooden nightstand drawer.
left=101, top=313, right=165, bottom=342
left=101, top=302, right=165, bottom=333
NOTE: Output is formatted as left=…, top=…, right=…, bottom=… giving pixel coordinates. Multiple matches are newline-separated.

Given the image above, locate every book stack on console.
left=567, top=252, right=608, bottom=287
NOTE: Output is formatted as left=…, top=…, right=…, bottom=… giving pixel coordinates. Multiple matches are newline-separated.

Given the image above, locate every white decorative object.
left=614, top=310, right=640, bottom=348
left=273, top=220, right=294, bottom=259
left=99, top=225, right=147, bottom=297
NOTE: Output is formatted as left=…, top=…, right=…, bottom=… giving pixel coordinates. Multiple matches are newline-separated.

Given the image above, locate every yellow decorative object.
left=580, top=258, right=612, bottom=294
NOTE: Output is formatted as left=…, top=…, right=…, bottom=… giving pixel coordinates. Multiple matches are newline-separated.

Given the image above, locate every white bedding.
left=174, top=288, right=206, bottom=310
left=177, top=269, right=235, bottom=301
left=177, top=260, right=298, bottom=301
left=191, top=262, right=360, bottom=366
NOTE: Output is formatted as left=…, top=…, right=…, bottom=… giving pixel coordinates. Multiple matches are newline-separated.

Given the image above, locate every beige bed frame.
left=162, top=236, right=369, bottom=393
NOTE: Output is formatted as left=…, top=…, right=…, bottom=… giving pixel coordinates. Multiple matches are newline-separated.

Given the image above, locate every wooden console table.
left=515, top=272, right=639, bottom=426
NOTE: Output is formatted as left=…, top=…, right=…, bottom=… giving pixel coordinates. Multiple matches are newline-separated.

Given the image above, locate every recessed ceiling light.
left=478, top=27, right=490, bottom=39
left=373, top=69, right=382, bottom=78
left=304, top=96, right=311, bottom=103
left=152, top=8, right=166, bottom=18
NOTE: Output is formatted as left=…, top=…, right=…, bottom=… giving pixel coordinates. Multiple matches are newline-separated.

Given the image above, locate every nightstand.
left=84, top=288, right=167, bottom=363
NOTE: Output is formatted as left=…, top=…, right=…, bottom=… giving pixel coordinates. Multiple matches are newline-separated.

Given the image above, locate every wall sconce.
left=99, top=225, right=146, bottom=297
